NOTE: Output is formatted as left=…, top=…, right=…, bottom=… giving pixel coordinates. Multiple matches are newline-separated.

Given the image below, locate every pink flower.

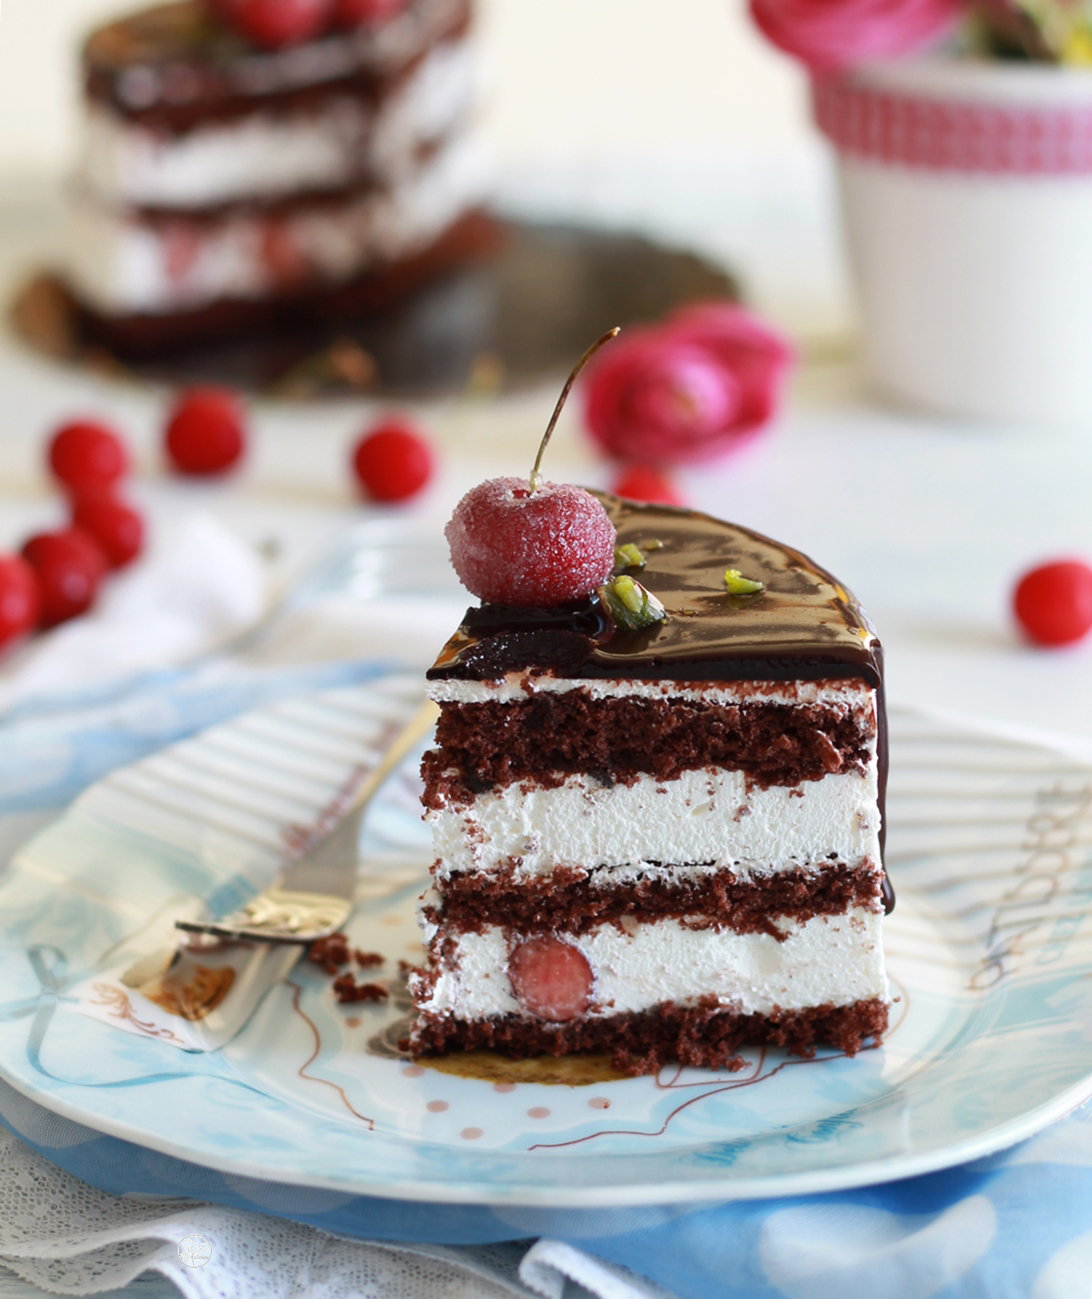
left=583, top=303, right=794, bottom=467
left=750, top=0, right=961, bottom=72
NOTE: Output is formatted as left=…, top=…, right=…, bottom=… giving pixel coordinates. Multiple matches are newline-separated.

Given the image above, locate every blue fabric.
left=2, top=660, right=1092, bottom=1299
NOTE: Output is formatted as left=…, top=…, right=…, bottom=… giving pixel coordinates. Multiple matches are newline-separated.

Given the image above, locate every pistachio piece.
left=643, top=539, right=665, bottom=551
left=724, top=568, right=765, bottom=596
left=598, top=575, right=668, bottom=631
left=613, top=543, right=646, bottom=570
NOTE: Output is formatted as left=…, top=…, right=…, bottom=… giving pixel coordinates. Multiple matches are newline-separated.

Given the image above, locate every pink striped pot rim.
left=813, top=63, right=1092, bottom=174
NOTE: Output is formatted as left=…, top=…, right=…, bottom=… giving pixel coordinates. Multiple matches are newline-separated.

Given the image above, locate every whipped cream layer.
left=77, top=39, right=477, bottom=210
left=64, top=132, right=488, bottom=315
left=416, top=909, right=888, bottom=1021
left=428, top=674, right=874, bottom=712
left=427, top=762, right=880, bottom=881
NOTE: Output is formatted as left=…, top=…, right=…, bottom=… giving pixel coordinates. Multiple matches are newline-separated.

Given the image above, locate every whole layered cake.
left=409, top=491, right=891, bottom=1076
left=64, top=0, right=488, bottom=358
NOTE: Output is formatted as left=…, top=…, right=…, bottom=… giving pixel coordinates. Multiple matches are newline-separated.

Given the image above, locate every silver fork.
left=174, top=697, right=439, bottom=945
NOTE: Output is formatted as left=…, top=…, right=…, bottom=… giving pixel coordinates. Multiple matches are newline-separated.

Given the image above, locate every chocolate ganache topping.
left=83, top=0, right=469, bottom=133
left=429, top=494, right=884, bottom=687
left=429, top=493, right=892, bottom=911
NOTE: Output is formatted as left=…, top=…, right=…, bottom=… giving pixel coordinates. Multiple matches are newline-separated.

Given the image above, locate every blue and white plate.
left=1, top=677, right=1091, bottom=1207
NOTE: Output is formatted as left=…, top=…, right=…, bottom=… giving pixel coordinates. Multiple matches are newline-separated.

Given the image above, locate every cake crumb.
left=309, top=933, right=350, bottom=968
left=333, top=974, right=390, bottom=1005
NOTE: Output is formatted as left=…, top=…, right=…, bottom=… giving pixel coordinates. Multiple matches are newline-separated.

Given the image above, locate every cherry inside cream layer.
left=507, top=936, right=593, bottom=1021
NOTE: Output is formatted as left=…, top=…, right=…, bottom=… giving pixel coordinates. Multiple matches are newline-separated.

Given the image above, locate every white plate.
left=1, top=677, right=1091, bottom=1206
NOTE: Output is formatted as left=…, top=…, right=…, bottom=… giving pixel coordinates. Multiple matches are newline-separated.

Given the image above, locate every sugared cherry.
left=1013, top=560, right=1092, bottom=647
left=611, top=464, right=684, bottom=507
left=48, top=421, right=128, bottom=493
left=0, top=556, right=41, bottom=649
left=210, top=0, right=334, bottom=48
left=445, top=329, right=621, bottom=608
left=22, top=529, right=107, bottom=629
left=165, top=387, right=246, bottom=476
left=447, top=478, right=616, bottom=607
left=352, top=419, right=434, bottom=503
left=508, top=937, right=593, bottom=1022
left=71, top=491, right=145, bottom=569
left=333, top=0, right=409, bottom=26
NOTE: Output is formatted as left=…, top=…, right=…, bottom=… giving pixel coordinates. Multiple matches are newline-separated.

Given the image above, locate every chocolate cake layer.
left=422, top=692, right=873, bottom=804
left=424, top=861, right=884, bottom=938
left=84, top=0, right=471, bottom=132
left=409, top=996, right=890, bottom=1077
left=74, top=208, right=500, bottom=360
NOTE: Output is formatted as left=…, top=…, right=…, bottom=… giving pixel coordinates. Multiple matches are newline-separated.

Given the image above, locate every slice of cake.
left=63, top=0, right=489, bottom=358
left=409, top=490, right=891, bottom=1076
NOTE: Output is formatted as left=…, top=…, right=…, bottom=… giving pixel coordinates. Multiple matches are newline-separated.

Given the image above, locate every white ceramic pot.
left=813, top=60, right=1092, bottom=424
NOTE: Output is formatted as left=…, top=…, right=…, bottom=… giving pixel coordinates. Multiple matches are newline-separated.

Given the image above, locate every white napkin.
left=0, top=1130, right=672, bottom=1299
left=0, top=514, right=266, bottom=716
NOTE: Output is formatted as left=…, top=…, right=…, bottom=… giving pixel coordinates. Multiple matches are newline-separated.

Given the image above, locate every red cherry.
left=71, top=491, right=145, bottom=569
left=352, top=419, right=434, bottom=503
left=333, top=0, right=410, bottom=26
left=611, top=464, right=685, bottom=507
left=0, top=556, right=41, bottom=649
left=48, top=421, right=128, bottom=493
left=1013, top=560, right=1092, bottom=647
left=508, top=937, right=593, bottom=1022
left=260, top=222, right=311, bottom=288
left=165, top=387, right=246, bottom=476
left=21, top=529, right=107, bottom=629
left=446, top=477, right=617, bottom=608
left=210, top=0, right=334, bottom=47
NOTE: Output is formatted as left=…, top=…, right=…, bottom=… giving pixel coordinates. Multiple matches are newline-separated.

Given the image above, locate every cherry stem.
left=529, top=326, right=620, bottom=493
